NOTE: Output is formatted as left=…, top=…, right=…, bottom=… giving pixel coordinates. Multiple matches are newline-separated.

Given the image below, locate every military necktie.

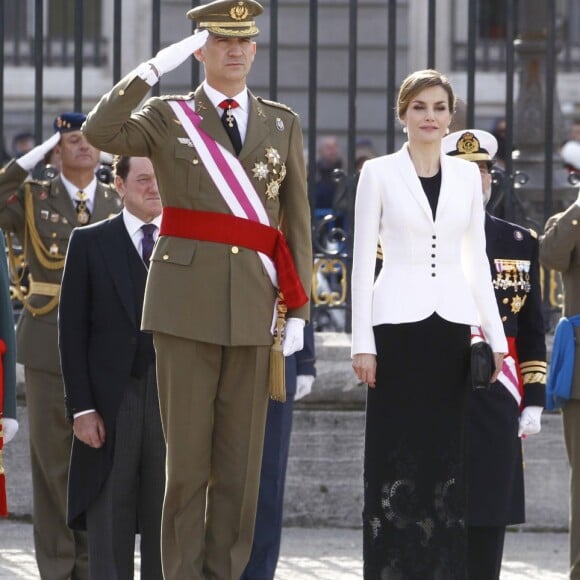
left=219, top=99, right=243, bottom=155
left=75, top=191, right=90, bottom=225
left=141, top=223, right=157, bottom=266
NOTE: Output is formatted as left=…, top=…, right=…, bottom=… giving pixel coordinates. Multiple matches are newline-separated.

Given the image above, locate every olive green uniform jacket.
left=0, top=162, right=121, bottom=373
left=84, top=74, right=312, bottom=344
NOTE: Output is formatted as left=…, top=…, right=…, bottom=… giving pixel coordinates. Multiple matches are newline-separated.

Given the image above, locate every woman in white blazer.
left=351, top=70, right=507, bottom=580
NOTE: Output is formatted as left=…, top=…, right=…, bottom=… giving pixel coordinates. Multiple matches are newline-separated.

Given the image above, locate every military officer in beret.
left=442, top=129, right=547, bottom=580
left=539, top=186, right=580, bottom=579
left=0, top=112, right=121, bottom=580
left=83, top=1, right=312, bottom=578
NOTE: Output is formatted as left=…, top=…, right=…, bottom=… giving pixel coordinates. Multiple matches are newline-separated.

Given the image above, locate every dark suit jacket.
left=58, top=212, right=155, bottom=530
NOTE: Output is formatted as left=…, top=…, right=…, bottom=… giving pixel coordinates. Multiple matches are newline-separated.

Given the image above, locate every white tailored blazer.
left=350, top=143, right=508, bottom=356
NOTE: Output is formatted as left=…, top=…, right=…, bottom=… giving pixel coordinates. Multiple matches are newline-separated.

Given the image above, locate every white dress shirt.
left=60, top=173, right=97, bottom=214
left=203, top=81, right=249, bottom=143
left=122, top=208, right=161, bottom=262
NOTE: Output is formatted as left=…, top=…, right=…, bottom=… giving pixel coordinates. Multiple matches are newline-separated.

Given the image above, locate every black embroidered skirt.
left=363, top=313, right=471, bottom=580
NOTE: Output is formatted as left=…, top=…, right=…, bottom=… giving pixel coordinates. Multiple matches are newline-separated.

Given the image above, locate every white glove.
left=295, top=375, right=315, bottom=401
left=282, top=318, right=305, bottom=357
left=2, top=418, right=19, bottom=444
left=148, top=30, right=209, bottom=78
left=518, top=405, right=543, bottom=438
left=16, top=132, right=61, bottom=172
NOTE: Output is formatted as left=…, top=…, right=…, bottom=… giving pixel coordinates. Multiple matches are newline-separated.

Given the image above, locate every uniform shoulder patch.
left=256, top=97, right=296, bottom=115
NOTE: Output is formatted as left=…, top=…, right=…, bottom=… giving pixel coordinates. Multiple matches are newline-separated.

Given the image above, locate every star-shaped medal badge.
left=265, top=147, right=281, bottom=165
left=266, top=180, right=281, bottom=200
left=252, top=161, right=270, bottom=181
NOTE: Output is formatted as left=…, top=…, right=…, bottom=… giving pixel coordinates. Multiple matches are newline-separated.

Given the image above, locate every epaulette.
left=256, top=97, right=296, bottom=115
left=528, top=228, right=538, bottom=239
left=159, top=94, right=194, bottom=102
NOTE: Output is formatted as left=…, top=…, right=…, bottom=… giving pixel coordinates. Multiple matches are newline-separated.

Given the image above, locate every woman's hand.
left=491, top=352, right=505, bottom=383
left=352, top=353, right=377, bottom=388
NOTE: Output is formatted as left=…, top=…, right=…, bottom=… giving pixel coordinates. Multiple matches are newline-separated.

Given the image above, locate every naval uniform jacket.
left=83, top=74, right=312, bottom=345
left=540, top=201, right=580, bottom=399
left=0, top=162, right=121, bottom=374
left=351, top=145, right=507, bottom=356
left=59, top=213, right=156, bottom=530
left=467, top=213, right=547, bottom=527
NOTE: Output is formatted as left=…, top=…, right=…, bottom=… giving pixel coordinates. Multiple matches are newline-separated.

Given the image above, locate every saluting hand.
left=73, top=411, right=106, bottom=449
left=148, top=30, right=209, bottom=78
left=352, top=353, right=377, bottom=388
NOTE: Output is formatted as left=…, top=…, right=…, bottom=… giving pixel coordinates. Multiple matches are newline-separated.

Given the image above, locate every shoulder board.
left=257, top=97, right=296, bottom=115
left=528, top=228, right=538, bottom=239
left=159, top=94, right=194, bottom=102
left=27, top=177, right=51, bottom=188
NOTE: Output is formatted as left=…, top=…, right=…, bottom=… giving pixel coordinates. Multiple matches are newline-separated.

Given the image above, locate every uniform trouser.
left=467, top=525, right=506, bottom=580
left=563, top=400, right=580, bottom=579
left=25, top=368, right=89, bottom=580
left=240, top=394, right=295, bottom=580
left=86, top=365, right=166, bottom=580
left=153, top=333, right=270, bottom=580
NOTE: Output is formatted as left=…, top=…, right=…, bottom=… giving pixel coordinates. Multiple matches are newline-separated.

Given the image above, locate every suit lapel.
left=194, top=86, right=237, bottom=156
left=394, top=145, right=434, bottom=222
left=49, top=177, right=78, bottom=226
left=96, top=214, right=137, bottom=326
left=238, top=92, right=269, bottom=161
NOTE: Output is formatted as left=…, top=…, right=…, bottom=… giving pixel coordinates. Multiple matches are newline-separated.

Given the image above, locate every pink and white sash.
left=168, top=99, right=278, bottom=289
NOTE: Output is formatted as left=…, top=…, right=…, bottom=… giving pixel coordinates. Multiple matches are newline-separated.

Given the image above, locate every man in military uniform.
left=0, top=112, right=121, bottom=580
left=83, top=2, right=312, bottom=578
left=540, top=191, right=580, bottom=579
left=442, top=130, right=547, bottom=580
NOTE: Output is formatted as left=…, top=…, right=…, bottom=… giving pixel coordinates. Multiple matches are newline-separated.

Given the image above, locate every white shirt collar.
left=122, top=207, right=162, bottom=240
left=60, top=172, right=97, bottom=204
left=203, top=81, right=249, bottom=116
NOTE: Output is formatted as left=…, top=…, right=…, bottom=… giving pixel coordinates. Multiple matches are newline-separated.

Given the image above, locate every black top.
left=419, top=169, right=442, bottom=220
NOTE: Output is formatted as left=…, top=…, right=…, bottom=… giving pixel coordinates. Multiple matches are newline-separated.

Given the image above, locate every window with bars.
left=4, top=0, right=107, bottom=67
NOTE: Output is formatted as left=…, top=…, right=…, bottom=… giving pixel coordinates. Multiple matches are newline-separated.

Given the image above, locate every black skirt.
left=363, top=313, right=471, bottom=580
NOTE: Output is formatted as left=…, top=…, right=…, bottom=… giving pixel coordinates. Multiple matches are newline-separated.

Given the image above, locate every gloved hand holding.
left=295, top=375, right=315, bottom=401
left=518, top=405, right=543, bottom=438
left=2, top=418, right=19, bottom=444
left=282, top=317, right=305, bottom=357
left=16, top=132, right=61, bottom=172
left=148, top=30, right=209, bottom=79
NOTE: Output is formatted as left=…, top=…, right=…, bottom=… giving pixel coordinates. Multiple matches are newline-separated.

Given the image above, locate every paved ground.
left=0, top=520, right=570, bottom=579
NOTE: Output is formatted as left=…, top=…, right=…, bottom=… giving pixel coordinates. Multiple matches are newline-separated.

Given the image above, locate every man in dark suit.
left=82, top=2, right=312, bottom=578
left=0, top=112, right=121, bottom=579
left=59, top=155, right=165, bottom=579
left=443, top=129, right=546, bottom=580
left=241, top=324, right=316, bottom=580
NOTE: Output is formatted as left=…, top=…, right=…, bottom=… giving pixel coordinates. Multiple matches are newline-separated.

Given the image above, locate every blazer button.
left=163, top=254, right=169, bottom=260
left=431, top=273, right=436, bottom=277
left=502, top=316, right=508, bottom=322
left=573, top=219, right=578, bottom=226
left=192, top=158, right=199, bottom=165
left=231, top=246, right=239, bottom=254
left=431, top=263, right=436, bottom=268
left=432, top=235, right=437, bottom=239
left=431, top=254, right=435, bottom=258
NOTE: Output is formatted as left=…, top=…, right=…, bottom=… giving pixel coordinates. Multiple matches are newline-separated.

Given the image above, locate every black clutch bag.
left=470, top=340, right=495, bottom=390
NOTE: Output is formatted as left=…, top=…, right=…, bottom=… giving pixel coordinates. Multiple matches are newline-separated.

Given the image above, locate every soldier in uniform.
left=442, top=129, right=547, bottom=580
left=82, top=2, right=312, bottom=579
left=0, top=112, right=121, bottom=580
left=539, top=189, right=580, bottom=579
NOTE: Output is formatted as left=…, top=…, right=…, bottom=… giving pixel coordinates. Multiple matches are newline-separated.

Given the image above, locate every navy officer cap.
left=53, top=112, right=86, bottom=133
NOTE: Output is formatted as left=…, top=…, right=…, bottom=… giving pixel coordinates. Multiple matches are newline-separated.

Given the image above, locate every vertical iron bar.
left=151, top=0, right=161, bottom=97
left=191, top=0, right=201, bottom=87
left=544, top=0, right=556, bottom=222
left=466, top=0, right=476, bottom=128
left=113, top=0, right=122, bottom=83
left=504, top=0, right=515, bottom=221
left=307, top=0, right=318, bottom=213
left=34, top=0, right=43, bottom=140
left=347, top=0, right=356, bottom=176
left=269, top=0, right=278, bottom=101
left=427, top=0, right=436, bottom=68
left=386, top=0, right=396, bottom=154
left=73, top=0, right=83, bottom=112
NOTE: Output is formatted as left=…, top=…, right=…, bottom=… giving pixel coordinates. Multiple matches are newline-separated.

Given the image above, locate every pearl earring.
left=445, top=127, right=450, bottom=135
left=403, top=127, right=407, bottom=134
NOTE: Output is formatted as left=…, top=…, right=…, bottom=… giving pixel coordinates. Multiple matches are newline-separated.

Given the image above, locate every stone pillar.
left=511, top=0, right=576, bottom=226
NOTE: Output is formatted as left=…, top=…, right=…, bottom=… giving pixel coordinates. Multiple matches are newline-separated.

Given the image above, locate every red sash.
left=160, top=207, right=308, bottom=310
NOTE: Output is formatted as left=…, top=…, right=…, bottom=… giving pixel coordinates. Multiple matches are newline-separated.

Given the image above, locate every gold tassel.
left=268, top=299, right=287, bottom=402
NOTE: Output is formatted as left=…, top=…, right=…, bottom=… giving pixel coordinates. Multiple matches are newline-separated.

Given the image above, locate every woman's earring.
left=445, top=127, right=450, bottom=135
left=403, top=126, right=407, bottom=134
